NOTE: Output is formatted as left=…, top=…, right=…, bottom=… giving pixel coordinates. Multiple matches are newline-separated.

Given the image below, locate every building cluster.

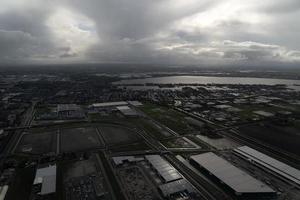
left=113, top=155, right=200, bottom=199
left=190, top=152, right=276, bottom=199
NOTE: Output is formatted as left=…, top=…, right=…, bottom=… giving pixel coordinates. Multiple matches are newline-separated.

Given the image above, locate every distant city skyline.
left=0, top=0, right=300, bottom=66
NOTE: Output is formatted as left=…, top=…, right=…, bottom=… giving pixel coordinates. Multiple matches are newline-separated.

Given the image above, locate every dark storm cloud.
left=0, top=0, right=299, bottom=66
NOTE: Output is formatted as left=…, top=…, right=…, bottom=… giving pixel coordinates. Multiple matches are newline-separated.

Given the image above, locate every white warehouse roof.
left=234, top=146, right=300, bottom=185
left=190, top=152, right=275, bottom=194
left=146, top=155, right=182, bottom=183
left=33, top=165, right=56, bottom=195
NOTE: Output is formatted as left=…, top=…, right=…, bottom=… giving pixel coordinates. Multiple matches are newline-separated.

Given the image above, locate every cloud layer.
left=0, top=0, right=300, bottom=66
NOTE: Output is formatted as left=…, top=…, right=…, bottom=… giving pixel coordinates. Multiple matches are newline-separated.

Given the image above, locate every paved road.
left=2, top=101, right=37, bottom=156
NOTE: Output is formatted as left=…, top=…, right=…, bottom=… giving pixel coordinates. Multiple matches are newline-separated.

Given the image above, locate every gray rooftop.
left=235, top=146, right=300, bottom=185
left=190, top=152, right=275, bottom=194
left=116, top=106, right=138, bottom=116
left=41, top=175, right=56, bottom=195
left=57, top=104, right=80, bottom=112
left=112, top=156, right=144, bottom=165
left=92, top=101, right=128, bottom=107
left=146, top=155, right=182, bottom=183
left=159, top=179, right=196, bottom=197
left=33, top=165, right=57, bottom=195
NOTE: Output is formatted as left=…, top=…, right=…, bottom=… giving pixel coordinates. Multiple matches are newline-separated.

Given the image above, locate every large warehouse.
left=190, top=152, right=276, bottom=199
left=32, top=164, right=57, bottom=198
left=145, top=155, right=182, bottom=183
left=234, top=146, right=300, bottom=186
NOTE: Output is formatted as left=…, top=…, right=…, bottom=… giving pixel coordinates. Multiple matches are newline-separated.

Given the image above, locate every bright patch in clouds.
left=47, top=8, right=98, bottom=58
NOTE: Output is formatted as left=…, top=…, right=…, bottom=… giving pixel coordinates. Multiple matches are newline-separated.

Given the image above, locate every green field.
left=139, top=103, right=194, bottom=135
left=16, top=131, right=57, bottom=155
left=98, top=125, right=141, bottom=146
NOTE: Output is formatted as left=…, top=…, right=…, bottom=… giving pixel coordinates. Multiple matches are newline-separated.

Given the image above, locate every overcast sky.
left=0, top=0, right=300, bottom=67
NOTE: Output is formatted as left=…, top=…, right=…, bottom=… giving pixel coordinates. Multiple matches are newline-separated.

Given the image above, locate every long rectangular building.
left=234, top=146, right=300, bottom=185
left=190, top=152, right=275, bottom=198
left=145, top=155, right=182, bottom=183
left=92, top=101, right=128, bottom=108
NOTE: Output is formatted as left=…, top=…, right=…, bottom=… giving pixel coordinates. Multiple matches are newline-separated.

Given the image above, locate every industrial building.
left=145, top=155, right=182, bottom=183
left=92, top=101, right=128, bottom=108
left=190, top=152, right=276, bottom=199
left=116, top=106, right=138, bottom=116
left=32, top=165, right=56, bottom=199
left=56, top=104, right=84, bottom=119
left=158, top=179, right=197, bottom=198
left=112, top=155, right=199, bottom=199
left=234, top=146, right=300, bottom=186
left=112, top=156, right=144, bottom=166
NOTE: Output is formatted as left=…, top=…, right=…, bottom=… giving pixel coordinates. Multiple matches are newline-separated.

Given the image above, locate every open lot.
left=109, top=141, right=151, bottom=152
left=239, top=123, right=300, bottom=156
left=60, top=157, right=113, bottom=200
left=60, top=127, right=103, bottom=152
left=133, top=118, right=171, bottom=139
left=118, top=166, right=160, bottom=200
left=161, top=137, right=199, bottom=149
left=140, top=103, right=194, bottom=135
left=62, top=159, right=97, bottom=181
left=98, top=125, right=141, bottom=146
left=15, top=131, right=57, bottom=154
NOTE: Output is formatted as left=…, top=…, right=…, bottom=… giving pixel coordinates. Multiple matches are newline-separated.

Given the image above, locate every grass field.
left=16, top=131, right=57, bottom=154
left=132, top=118, right=171, bottom=139
left=60, top=127, right=103, bottom=152
left=98, top=125, right=141, bottom=146
left=139, top=103, right=194, bottom=135
left=109, top=141, right=151, bottom=152
left=239, top=123, right=300, bottom=156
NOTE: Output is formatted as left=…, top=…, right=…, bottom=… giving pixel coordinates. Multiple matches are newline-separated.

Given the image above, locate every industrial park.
left=1, top=0, right=300, bottom=199
left=0, top=70, right=299, bottom=200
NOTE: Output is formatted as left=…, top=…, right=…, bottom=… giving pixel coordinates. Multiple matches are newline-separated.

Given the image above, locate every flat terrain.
left=239, top=123, right=300, bottom=156
left=60, top=127, right=103, bottom=152
left=62, top=159, right=96, bottom=181
left=109, top=141, right=151, bottom=152
left=140, top=103, right=194, bottom=135
left=98, top=125, right=141, bottom=146
left=15, top=131, right=57, bottom=154
left=133, top=118, right=171, bottom=139
left=161, top=137, right=198, bottom=149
